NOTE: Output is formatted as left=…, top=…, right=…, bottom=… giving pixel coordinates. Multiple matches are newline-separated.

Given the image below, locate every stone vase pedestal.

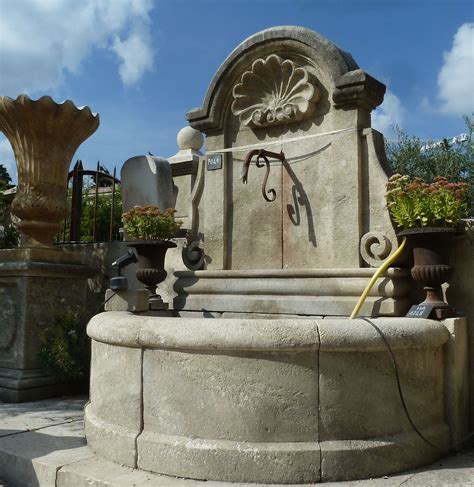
left=0, top=94, right=100, bottom=401
left=0, top=248, right=96, bottom=402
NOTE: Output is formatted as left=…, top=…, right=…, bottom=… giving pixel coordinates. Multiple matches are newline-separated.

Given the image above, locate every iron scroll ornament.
left=241, top=149, right=285, bottom=202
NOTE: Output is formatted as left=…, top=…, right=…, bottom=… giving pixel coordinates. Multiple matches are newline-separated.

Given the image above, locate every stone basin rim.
left=87, top=312, right=448, bottom=352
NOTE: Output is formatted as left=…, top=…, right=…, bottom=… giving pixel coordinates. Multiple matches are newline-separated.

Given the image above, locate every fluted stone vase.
left=0, top=94, right=100, bottom=246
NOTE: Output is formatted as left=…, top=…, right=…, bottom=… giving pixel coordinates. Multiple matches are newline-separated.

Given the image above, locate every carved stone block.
left=232, top=54, right=319, bottom=128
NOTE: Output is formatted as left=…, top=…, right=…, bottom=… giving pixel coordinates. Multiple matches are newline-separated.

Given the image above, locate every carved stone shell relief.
left=232, top=54, right=319, bottom=128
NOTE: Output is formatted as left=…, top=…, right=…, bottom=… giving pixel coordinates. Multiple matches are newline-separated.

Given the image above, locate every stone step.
left=0, top=396, right=472, bottom=487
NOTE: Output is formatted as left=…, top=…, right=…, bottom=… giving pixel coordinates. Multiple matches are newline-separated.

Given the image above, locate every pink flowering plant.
left=122, top=205, right=182, bottom=240
left=386, top=174, right=469, bottom=230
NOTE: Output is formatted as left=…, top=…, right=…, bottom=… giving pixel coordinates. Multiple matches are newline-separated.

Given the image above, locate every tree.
left=0, top=164, right=12, bottom=189
left=385, top=116, right=473, bottom=215
left=0, top=163, right=19, bottom=248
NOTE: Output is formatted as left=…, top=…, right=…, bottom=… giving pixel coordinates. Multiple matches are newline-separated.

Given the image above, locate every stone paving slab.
left=0, top=397, right=473, bottom=487
left=0, top=396, right=86, bottom=437
left=56, top=449, right=474, bottom=487
left=0, top=420, right=93, bottom=487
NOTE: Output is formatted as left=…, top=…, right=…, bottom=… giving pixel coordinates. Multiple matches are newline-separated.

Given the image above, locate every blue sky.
left=0, top=0, right=473, bottom=183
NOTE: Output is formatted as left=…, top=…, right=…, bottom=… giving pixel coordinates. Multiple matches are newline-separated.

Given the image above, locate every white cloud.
left=372, top=91, right=405, bottom=136
left=112, top=34, right=154, bottom=85
left=0, top=137, right=16, bottom=183
left=0, top=0, right=155, bottom=95
left=438, top=23, right=474, bottom=116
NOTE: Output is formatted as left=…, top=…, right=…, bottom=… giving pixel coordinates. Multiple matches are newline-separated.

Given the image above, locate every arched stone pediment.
left=187, top=26, right=361, bottom=132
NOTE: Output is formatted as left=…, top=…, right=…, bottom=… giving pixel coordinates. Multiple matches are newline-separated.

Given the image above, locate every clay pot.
left=398, top=227, right=459, bottom=318
left=127, top=240, right=177, bottom=309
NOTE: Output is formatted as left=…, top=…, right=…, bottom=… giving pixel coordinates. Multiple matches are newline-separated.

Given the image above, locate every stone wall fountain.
left=0, top=94, right=99, bottom=401
left=85, top=27, right=470, bottom=484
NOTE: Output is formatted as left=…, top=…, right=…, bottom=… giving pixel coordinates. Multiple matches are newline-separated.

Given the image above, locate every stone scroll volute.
left=231, top=54, right=320, bottom=128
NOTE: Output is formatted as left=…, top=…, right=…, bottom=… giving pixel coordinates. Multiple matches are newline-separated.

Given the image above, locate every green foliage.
left=38, top=303, right=92, bottom=382
left=0, top=164, right=12, bottom=187
left=79, top=187, right=123, bottom=242
left=57, top=180, right=123, bottom=242
left=122, top=205, right=181, bottom=240
left=0, top=163, right=19, bottom=249
left=0, top=221, right=19, bottom=248
left=386, top=174, right=469, bottom=230
left=385, top=116, right=473, bottom=215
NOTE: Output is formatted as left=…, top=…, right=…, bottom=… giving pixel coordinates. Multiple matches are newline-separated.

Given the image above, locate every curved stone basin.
left=85, top=312, right=449, bottom=484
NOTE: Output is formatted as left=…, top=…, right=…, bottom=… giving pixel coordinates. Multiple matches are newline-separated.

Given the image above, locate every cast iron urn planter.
left=398, top=227, right=460, bottom=319
left=127, top=240, right=177, bottom=310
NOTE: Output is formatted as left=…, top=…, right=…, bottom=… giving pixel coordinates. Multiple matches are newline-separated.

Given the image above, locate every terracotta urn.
left=398, top=227, right=459, bottom=318
left=127, top=240, right=177, bottom=309
left=0, top=94, right=99, bottom=246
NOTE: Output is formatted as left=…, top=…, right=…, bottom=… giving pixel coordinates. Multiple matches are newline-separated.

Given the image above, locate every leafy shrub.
left=122, top=205, right=181, bottom=240
left=386, top=174, right=469, bottom=230
left=38, top=303, right=92, bottom=383
left=385, top=117, right=473, bottom=215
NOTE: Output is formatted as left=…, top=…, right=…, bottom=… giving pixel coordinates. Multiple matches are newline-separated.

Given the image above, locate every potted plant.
left=122, top=205, right=181, bottom=309
left=386, top=174, right=469, bottom=318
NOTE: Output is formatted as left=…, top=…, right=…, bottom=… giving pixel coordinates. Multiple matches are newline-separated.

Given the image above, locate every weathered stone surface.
left=0, top=396, right=85, bottom=437
left=0, top=247, right=83, bottom=265
left=187, top=26, right=358, bottom=131
left=232, top=54, right=320, bottom=128
left=0, top=420, right=91, bottom=487
left=86, top=312, right=455, bottom=483
left=85, top=340, right=143, bottom=467
left=57, top=455, right=199, bottom=486
left=360, top=230, right=392, bottom=267
left=318, top=318, right=450, bottom=479
left=0, top=252, right=96, bottom=402
left=333, top=69, right=385, bottom=110
left=121, top=155, right=175, bottom=213
left=174, top=268, right=411, bottom=316
left=138, top=434, right=320, bottom=484
left=320, top=425, right=449, bottom=482
left=141, top=352, right=319, bottom=442
left=0, top=94, right=99, bottom=247
left=104, top=288, right=149, bottom=312
left=183, top=26, right=396, bottom=272
left=138, top=348, right=319, bottom=482
left=176, top=126, right=204, bottom=152
left=443, top=317, right=470, bottom=446
left=0, top=396, right=471, bottom=486
left=445, top=222, right=474, bottom=428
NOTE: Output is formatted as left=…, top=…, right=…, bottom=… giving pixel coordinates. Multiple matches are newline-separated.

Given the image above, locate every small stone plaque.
left=406, top=304, right=434, bottom=319
left=207, top=154, right=222, bottom=171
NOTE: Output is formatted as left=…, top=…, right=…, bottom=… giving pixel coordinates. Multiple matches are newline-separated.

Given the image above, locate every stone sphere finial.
left=177, top=126, right=204, bottom=151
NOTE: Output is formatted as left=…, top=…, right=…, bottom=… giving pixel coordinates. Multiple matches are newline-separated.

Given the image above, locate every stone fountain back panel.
left=187, top=27, right=395, bottom=271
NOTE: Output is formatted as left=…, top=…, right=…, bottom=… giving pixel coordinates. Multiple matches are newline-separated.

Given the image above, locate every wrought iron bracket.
left=242, top=149, right=285, bottom=202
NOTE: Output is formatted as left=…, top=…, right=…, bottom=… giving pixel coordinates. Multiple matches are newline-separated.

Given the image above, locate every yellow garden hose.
left=349, top=237, right=407, bottom=319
